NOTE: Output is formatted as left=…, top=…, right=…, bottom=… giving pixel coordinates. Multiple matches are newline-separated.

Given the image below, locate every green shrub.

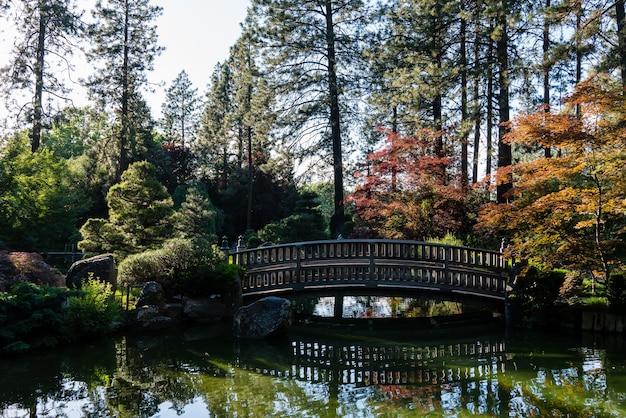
left=514, top=265, right=566, bottom=328
left=0, top=283, right=74, bottom=353
left=579, top=296, right=609, bottom=310
left=65, top=278, right=122, bottom=338
left=170, top=262, right=245, bottom=297
left=0, top=280, right=123, bottom=354
left=118, top=249, right=169, bottom=287
left=118, top=238, right=226, bottom=300
left=426, top=232, right=465, bottom=246
left=607, top=273, right=626, bottom=312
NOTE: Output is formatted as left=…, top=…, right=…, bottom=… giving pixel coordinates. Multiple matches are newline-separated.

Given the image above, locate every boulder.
left=136, top=281, right=166, bottom=312
left=66, top=254, right=117, bottom=290
left=135, top=305, right=160, bottom=321
left=183, top=297, right=226, bottom=321
left=233, top=296, right=292, bottom=339
left=139, top=316, right=177, bottom=331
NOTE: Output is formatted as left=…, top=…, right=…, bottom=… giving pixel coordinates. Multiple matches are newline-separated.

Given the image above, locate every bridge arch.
left=230, top=239, right=511, bottom=305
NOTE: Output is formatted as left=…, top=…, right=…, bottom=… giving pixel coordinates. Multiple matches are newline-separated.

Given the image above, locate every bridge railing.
left=232, top=239, right=509, bottom=300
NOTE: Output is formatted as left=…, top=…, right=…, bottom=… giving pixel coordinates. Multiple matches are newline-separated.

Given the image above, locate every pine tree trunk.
left=472, top=5, right=482, bottom=184
left=543, top=0, right=552, bottom=158
left=616, top=0, right=626, bottom=88
left=460, top=15, right=469, bottom=188
left=325, top=1, right=345, bottom=237
left=118, top=0, right=130, bottom=182
left=32, top=5, right=46, bottom=153
left=496, top=2, right=512, bottom=204
left=486, top=22, right=494, bottom=181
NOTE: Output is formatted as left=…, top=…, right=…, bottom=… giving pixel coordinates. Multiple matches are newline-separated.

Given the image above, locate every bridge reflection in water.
left=240, top=336, right=509, bottom=388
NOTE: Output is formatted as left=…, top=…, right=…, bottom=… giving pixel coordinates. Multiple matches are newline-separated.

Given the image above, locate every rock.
left=136, top=281, right=166, bottom=312
left=140, top=316, right=177, bottom=331
left=135, top=305, right=160, bottom=321
left=233, top=296, right=292, bottom=339
left=183, top=297, right=226, bottom=321
left=66, top=254, right=117, bottom=290
left=127, top=304, right=178, bottom=331
left=165, top=302, right=184, bottom=318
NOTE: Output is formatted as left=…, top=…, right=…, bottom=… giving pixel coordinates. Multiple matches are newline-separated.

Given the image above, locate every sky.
left=0, top=0, right=250, bottom=124
left=146, top=0, right=250, bottom=113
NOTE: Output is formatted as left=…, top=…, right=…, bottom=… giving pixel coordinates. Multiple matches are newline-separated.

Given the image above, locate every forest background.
left=0, top=0, right=625, bottom=289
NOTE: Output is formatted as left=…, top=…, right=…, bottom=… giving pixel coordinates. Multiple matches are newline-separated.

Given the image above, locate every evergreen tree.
left=258, top=190, right=328, bottom=244
left=0, top=0, right=82, bottom=152
left=198, top=61, right=234, bottom=185
left=174, top=184, right=223, bottom=246
left=84, top=0, right=163, bottom=182
left=78, top=161, right=175, bottom=258
left=227, top=29, right=276, bottom=231
left=160, top=70, right=202, bottom=188
left=249, top=0, right=370, bottom=237
left=161, top=70, right=202, bottom=149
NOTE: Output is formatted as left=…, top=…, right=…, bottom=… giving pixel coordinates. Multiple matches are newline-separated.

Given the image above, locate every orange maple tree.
left=476, top=77, right=626, bottom=278
left=347, top=129, right=474, bottom=240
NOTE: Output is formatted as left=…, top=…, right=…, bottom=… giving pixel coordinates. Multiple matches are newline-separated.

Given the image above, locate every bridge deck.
left=231, top=240, right=510, bottom=302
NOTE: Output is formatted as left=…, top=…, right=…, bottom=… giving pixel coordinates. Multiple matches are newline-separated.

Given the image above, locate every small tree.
left=78, top=161, right=175, bottom=258
left=174, top=184, right=223, bottom=246
left=258, top=190, right=328, bottom=244
left=0, top=132, right=89, bottom=250
left=476, top=77, right=626, bottom=279
left=347, top=129, right=473, bottom=240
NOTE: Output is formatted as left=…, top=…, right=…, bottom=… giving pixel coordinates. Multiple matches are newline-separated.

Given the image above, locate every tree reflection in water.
left=1, top=324, right=626, bottom=417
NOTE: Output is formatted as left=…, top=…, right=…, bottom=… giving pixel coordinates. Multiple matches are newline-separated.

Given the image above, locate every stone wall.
left=581, top=311, right=625, bottom=333
left=551, top=309, right=626, bottom=333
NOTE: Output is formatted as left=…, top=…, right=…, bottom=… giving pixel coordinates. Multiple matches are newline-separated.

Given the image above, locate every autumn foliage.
left=348, top=129, right=475, bottom=240
left=476, top=78, right=626, bottom=278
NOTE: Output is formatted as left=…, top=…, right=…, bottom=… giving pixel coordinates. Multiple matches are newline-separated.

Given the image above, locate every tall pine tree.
left=1, top=0, right=82, bottom=152
left=84, top=0, right=163, bottom=182
left=249, top=0, right=370, bottom=237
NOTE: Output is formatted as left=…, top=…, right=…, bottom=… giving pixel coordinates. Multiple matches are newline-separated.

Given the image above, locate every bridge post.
left=368, top=241, right=375, bottom=285
left=235, top=235, right=246, bottom=266
left=334, top=295, right=344, bottom=319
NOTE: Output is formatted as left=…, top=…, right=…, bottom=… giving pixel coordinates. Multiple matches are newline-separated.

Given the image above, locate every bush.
left=118, top=249, right=169, bottom=287
left=0, top=280, right=123, bottom=354
left=118, top=238, right=226, bottom=296
left=579, top=296, right=609, bottom=310
left=170, top=262, right=245, bottom=297
left=513, top=265, right=566, bottom=328
left=607, top=273, right=626, bottom=312
left=0, top=283, right=70, bottom=353
left=426, top=232, right=465, bottom=246
left=559, top=270, right=586, bottom=304
left=0, top=252, right=64, bottom=291
left=65, top=278, right=122, bottom=338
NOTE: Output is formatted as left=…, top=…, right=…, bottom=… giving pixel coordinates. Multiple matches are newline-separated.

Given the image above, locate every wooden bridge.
left=230, top=239, right=510, bottom=305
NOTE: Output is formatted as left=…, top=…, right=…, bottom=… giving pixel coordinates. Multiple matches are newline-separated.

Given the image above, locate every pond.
left=1, top=319, right=626, bottom=417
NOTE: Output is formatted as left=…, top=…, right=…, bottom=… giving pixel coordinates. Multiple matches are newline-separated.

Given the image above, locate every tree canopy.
left=476, top=77, right=626, bottom=278
left=0, top=0, right=625, bottom=282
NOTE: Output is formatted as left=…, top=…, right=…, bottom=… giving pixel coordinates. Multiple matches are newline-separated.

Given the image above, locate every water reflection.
left=311, top=296, right=468, bottom=319
left=1, top=324, right=626, bottom=417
